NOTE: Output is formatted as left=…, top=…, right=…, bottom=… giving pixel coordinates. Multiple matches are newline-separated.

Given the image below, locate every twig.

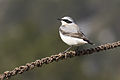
left=0, top=41, right=120, bottom=80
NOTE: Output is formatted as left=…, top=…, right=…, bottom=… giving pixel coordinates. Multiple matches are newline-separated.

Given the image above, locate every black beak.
left=57, top=18, right=62, bottom=21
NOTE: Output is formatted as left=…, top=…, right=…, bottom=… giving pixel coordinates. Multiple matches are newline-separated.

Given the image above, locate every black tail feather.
left=83, top=39, right=95, bottom=45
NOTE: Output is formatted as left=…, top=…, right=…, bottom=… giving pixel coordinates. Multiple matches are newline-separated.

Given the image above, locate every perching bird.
left=58, top=16, right=94, bottom=53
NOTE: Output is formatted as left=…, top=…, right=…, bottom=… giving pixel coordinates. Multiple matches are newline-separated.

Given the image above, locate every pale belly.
left=59, top=32, right=88, bottom=46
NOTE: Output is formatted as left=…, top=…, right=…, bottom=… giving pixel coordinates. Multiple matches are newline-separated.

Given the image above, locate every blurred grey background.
left=0, top=0, right=120, bottom=80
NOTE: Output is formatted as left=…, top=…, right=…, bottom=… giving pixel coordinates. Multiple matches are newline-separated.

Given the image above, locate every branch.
left=0, top=41, right=120, bottom=80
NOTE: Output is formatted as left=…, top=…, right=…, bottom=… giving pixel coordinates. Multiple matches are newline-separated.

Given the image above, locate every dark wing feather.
left=70, top=32, right=94, bottom=45
left=59, top=28, right=94, bottom=45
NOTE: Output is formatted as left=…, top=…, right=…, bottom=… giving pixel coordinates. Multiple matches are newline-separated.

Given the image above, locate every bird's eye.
left=63, top=19, right=72, bottom=23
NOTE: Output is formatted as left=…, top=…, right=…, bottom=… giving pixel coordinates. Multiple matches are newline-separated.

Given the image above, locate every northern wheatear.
left=58, top=16, right=94, bottom=53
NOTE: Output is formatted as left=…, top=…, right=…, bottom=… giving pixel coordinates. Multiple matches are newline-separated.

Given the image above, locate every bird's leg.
left=62, top=46, right=73, bottom=54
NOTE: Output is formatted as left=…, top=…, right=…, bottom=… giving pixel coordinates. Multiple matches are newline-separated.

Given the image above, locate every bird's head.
left=58, top=16, right=74, bottom=25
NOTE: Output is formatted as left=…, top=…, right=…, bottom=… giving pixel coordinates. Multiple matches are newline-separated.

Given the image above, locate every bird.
left=58, top=16, right=94, bottom=53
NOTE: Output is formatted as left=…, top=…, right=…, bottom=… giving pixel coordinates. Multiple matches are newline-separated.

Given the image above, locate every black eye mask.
left=62, top=19, right=72, bottom=23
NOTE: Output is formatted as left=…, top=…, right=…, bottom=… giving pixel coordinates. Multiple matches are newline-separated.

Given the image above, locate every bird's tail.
left=83, top=38, right=95, bottom=45
left=88, top=41, right=95, bottom=45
